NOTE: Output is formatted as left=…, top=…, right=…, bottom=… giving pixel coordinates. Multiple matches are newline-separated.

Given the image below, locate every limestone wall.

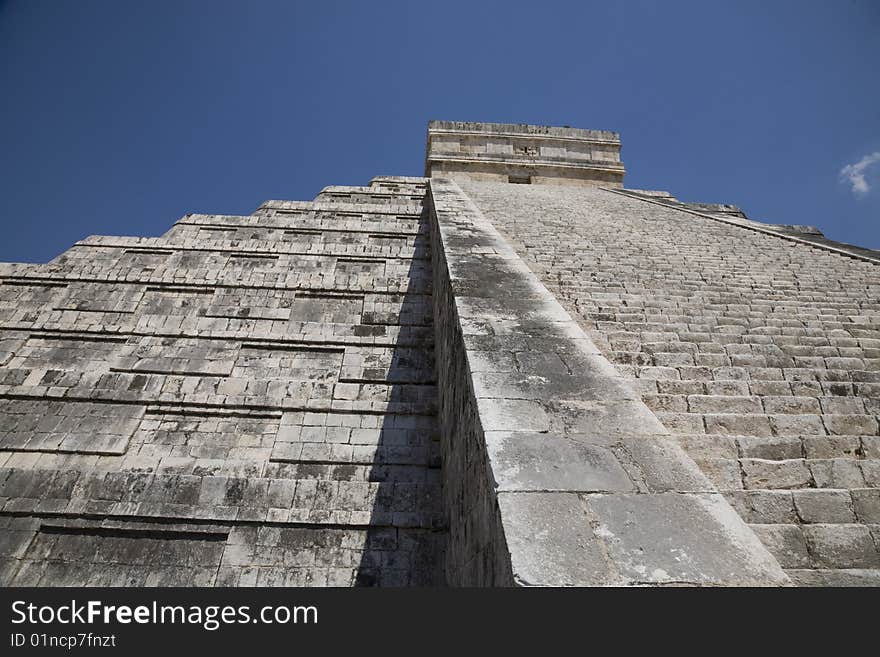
left=428, top=183, right=514, bottom=585
left=0, top=178, right=445, bottom=587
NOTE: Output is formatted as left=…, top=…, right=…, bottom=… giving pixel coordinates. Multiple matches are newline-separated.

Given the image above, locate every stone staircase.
left=462, top=178, right=880, bottom=586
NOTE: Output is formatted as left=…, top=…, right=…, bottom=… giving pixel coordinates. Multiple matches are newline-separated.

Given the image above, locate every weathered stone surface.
left=485, top=431, right=634, bottom=493
left=583, top=492, right=788, bottom=585
left=786, top=568, right=880, bottom=587
left=429, top=176, right=788, bottom=586
left=748, top=524, right=811, bottom=569
left=803, top=524, right=880, bottom=569
left=724, top=490, right=798, bottom=524
left=461, top=175, right=880, bottom=585
left=425, top=121, right=624, bottom=187
left=0, top=176, right=445, bottom=587
left=497, top=492, right=612, bottom=586
left=793, top=489, right=856, bottom=524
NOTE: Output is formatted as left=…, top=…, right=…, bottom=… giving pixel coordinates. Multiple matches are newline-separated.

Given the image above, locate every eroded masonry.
left=1, top=121, right=878, bottom=586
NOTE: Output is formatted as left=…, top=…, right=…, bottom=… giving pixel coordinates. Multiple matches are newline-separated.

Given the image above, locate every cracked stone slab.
left=486, top=431, right=635, bottom=493
left=583, top=492, right=789, bottom=586
left=614, top=434, right=714, bottom=493
left=475, top=398, right=550, bottom=433
left=497, top=492, right=613, bottom=586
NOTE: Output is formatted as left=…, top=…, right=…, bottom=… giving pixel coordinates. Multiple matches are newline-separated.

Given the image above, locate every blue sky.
left=1, top=0, right=878, bottom=262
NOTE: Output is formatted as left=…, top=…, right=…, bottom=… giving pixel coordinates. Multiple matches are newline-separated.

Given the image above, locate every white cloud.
left=840, top=151, right=880, bottom=196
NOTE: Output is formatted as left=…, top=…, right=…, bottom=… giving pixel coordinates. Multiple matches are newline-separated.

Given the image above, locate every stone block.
left=582, top=492, right=788, bottom=585
left=851, top=489, right=880, bottom=523
left=803, top=524, right=880, bottom=569
left=793, top=489, right=856, bottom=523
left=741, top=459, right=812, bottom=490
left=748, top=524, right=810, bottom=568
left=496, top=492, right=613, bottom=586
left=485, top=431, right=634, bottom=493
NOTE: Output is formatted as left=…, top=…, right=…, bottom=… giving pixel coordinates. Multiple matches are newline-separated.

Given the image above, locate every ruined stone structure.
left=1, top=121, right=878, bottom=586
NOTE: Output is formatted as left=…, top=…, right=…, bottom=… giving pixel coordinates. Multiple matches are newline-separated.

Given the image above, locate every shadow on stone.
left=354, top=208, right=445, bottom=586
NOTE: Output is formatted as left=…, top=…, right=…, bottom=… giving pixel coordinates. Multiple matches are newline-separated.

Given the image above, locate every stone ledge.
left=428, top=176, right=790, bottom=586
left=427, top=120, right=620, bottom=143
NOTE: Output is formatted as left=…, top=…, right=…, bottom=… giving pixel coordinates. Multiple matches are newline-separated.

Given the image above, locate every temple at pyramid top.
left=425, top=120, right=625, bottom=187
